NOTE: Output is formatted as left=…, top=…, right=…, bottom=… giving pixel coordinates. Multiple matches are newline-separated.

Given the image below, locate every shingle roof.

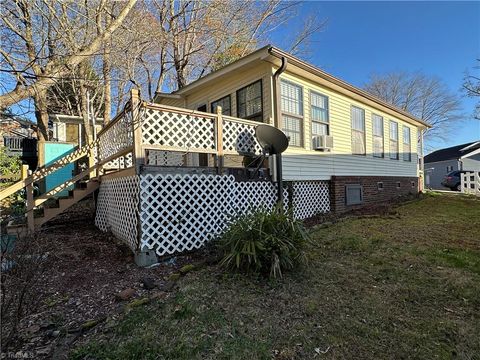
left=424, top=141, right=480, bottom=163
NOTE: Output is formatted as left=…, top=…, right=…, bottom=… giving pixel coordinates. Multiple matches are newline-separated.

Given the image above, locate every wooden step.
left=34, top=180, right=100, bottom=229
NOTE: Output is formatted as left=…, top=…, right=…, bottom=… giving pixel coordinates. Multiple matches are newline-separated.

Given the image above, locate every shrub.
left=217, top=207, right=310, bottom=279
left=0, top=147, right=21, bottom=188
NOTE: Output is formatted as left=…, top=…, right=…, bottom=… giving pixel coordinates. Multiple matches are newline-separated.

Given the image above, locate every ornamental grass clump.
left=218, top=207, right=310, bottom=279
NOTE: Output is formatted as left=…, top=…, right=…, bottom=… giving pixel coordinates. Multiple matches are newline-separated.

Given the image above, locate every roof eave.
left=158, top=45, right=272, bottom=98
left=267, top=47, right=431, bottom=129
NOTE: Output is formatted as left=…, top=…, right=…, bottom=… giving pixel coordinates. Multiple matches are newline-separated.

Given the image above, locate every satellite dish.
left=255, top=124, right=289, bottom=156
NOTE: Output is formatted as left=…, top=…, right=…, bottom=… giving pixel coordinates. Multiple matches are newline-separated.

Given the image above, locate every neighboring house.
left=424, top=141, right=480, bottom=190
left=50, top=114, right=103, bottom=146
left=0, top=114, right=38, bottom=169
left=155, top=45, right=430, bottom=212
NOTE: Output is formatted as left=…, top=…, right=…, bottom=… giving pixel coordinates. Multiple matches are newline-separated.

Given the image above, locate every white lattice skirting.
left=138, top=174, right=330, bottom=256
left=95, top=173, right=330, bottom=256
left=290, top=181, right=330, bottom=219
left=95, top=176, right=139, bottom=251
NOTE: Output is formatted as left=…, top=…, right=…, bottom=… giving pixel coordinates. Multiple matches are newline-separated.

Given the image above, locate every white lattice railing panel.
left=290, top=181, right=330, bottom=219
left=139, top=174, right=280, bottom=256
left=147, top=150, right=185, bottom=166
left=142, top=108, right=216, bottom=152
left=95, top=175, right=139, bottom=250
left=103, top=152, right=133, bottom=170
left=97, top=111, right=133, bottom=162
left=222, top=117, right=263, bottom=155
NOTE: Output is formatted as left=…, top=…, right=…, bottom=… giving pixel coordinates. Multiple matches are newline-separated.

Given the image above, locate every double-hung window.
left=211, top=95, right=231, bottom=115
left=351, top=106, right=366, bottom=155
left=389, top=120, right=399, bottom=160
left=372, top=114, right=384, bottom=158
left=281, top=80, right=303, bottom=147
left=310, top=91, right=329, bottom=146
left=236, top=80, right=263, bottom=121
left=403, top=126, right=411, bottom=161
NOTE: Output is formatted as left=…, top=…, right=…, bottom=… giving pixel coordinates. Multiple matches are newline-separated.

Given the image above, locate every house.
left=0, top=46, right=433, bottom=264
left=155, top=45, right=430, bottom=212
left=424, top=141, right=480, bottom=190
left=50, top=114, right=103, bottom=146
left=0, top=113, right=38, bottom=169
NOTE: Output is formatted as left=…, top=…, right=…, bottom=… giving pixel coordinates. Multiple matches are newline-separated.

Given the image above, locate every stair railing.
left=0, top=91, right=140, bottom=232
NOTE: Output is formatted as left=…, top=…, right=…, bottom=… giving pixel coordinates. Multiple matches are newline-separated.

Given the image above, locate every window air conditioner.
left=312, top=135, right=333, bottom=150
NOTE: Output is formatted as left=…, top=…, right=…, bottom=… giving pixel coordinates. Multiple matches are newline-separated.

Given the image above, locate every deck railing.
left=461, top=171, right=480, bottom=196
left=0, top=89, right=275, bottom=232
left=138, top=101, right=270, bottom=172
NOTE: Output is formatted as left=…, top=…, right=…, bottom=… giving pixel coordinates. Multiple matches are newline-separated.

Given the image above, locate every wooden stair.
left=34, top=180, right=100, bottom=228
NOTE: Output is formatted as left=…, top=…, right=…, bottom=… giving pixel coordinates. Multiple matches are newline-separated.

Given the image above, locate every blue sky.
left=5, top=1, right=479, bottom=152
left=272, top=1, right=480, bottom=151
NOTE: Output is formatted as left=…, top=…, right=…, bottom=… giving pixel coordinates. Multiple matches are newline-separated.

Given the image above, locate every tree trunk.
left=103, top=39, right=111, bottom=124
left=34, top=88, right=49, bottom=167
left=79, top=63, right=92, bottom=144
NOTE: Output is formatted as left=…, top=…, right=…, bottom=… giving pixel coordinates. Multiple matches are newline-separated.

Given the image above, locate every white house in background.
left=424, top=141, right=480, bottom=190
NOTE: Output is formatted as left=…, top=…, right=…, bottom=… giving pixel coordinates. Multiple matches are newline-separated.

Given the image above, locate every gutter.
left=267, top=47, right=431, bottom=129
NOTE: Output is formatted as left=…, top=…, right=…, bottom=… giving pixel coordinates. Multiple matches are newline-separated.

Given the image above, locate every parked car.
left=441, top=170, right=465, bottom=191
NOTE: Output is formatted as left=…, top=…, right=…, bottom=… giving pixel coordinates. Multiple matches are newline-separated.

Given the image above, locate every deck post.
left=130, top=88, right=143, bottom=174
left=216, top=106, right=224, bottom=175
left=22, top=165, right=34, bottom=232
left=88, top=142, right=97, bottom=179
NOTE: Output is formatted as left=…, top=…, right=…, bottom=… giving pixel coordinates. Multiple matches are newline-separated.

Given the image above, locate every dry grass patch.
left=71, top=194, right=480, bottom=359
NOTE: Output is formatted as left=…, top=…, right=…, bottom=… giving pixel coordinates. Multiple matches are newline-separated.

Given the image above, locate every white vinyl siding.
left=390, top=120, right=399, bottom=160
left=351, top=106, right=365, bottom=155
left=310, top=91, right=329, bottom=147
left=281, top=80, right=303, bottom=147
left=403, top=126, right=411, bottom=161
left=372, top=114, right=384, bottom=158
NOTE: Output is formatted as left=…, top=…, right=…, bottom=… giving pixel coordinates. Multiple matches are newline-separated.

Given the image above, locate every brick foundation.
left=330, top=176, right=419, bottom=213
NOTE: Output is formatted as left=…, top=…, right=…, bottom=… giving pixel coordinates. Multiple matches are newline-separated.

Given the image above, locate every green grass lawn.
left=71, top=194, right=480, bottom=360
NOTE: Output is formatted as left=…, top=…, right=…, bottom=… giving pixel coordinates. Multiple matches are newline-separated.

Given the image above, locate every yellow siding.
left=277, top=69, right=419, bottom=180
left=159, top=63, right=273, bottom=122
left=156, top=61, right=422, bottom=180
left=159, top=97, right=185, bottom=107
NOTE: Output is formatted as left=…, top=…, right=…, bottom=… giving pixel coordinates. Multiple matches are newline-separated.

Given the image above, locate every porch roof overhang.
left=49, top=114, right=104, bottom=125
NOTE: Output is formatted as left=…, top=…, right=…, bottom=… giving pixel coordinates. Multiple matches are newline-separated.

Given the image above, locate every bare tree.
left=462, top=59, right=480, bottom=120
left=0, top=0, right=138, bottom=145
left=1, top=0, right=325, bottom=143
left=147, top=0, right=326, bottom=93
left=364, top=72, right=463, bottom=141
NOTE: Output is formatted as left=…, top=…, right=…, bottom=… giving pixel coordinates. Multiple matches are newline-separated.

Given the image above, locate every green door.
left=44, top=142, right=75, bottom=197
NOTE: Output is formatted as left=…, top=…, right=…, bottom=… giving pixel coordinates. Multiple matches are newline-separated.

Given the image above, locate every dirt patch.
left=3, top=197, right=207, bottom=359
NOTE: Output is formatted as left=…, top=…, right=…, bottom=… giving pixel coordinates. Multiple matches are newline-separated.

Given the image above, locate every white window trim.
left=310, top=91, right=329, bottom=136
left=280, top=79, right=304, bottom=147
left=389, top=120, right=399, bottom=160
left=403, top=125, right=412, bottom=162
left=351, top=106, right=366, bottom=156
left=372, top=113, right=384, bottom=158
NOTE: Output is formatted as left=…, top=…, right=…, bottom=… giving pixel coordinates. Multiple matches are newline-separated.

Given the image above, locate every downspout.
left=272, top=56, right=288, bottom=128
left=271, top=55, right=287, bottom=206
